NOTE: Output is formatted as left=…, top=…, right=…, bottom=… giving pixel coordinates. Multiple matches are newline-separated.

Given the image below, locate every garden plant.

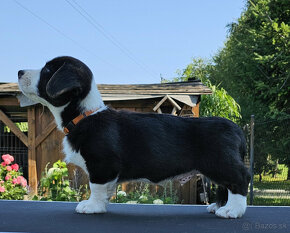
left=0, top=154, right=28, bottom=200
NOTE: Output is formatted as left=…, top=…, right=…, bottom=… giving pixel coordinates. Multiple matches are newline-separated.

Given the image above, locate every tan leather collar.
left=63, top=109, right=97, bottom=135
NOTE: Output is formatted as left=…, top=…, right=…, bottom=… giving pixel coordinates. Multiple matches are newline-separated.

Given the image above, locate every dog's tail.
left=216, top=185, right=228, bottom=207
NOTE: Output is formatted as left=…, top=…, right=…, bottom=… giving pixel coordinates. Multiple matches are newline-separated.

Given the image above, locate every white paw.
left=76, top=200, right=107, bottom=214
left=215, top=204, right=245, bottom=218
left=207, top=203, right=220, bottom=213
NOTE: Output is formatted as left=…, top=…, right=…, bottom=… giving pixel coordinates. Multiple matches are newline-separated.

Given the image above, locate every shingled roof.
left=0, top=80, right=212, bottom=96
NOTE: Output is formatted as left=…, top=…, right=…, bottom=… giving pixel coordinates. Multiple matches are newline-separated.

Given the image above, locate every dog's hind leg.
left=76, top=178, right=117, bottom=214
left=204, top=158, right=250, bottom=218
left=214, top=164, right=250, bottom=218
left=215, top=189, right=247, bottom=218
left=207, top=185, right=227, bottom=213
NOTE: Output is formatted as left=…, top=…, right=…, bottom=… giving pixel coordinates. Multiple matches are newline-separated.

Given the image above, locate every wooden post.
left=192, top=102, right=200, bottom=117
left=121, top=182, right=128, bottom=192
left=249, top=115, right=255, bottom=205
left=180, top=102, right=200, bottom=204
left=189, top=177, right=197, bottom=204
left=28, top=106, right=38, bottom=195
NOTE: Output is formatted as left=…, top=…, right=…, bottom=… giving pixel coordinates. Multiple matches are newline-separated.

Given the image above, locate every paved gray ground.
left=0, top=200, right=289, bottom=233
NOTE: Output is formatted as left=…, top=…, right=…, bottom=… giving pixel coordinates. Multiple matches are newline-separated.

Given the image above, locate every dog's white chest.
left=62, top=137, right=89, bottom=175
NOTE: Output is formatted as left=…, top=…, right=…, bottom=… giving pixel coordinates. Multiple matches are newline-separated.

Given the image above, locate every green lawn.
left=250, top=197, right=290, bottom=206
left=253, top=180, right=290, bottom=191
left=251, top=165, right=290, bottom=206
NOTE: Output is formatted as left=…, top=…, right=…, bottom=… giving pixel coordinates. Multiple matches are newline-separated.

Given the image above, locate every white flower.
left=153, top=199, right=164, bottom=204
left=126, top=201, right=138, bottom=204
left=139, top=195, right=148, bottom=201
left=47, top=168, right=60, bottom=178
left=117, top=191, right=127, bottom=197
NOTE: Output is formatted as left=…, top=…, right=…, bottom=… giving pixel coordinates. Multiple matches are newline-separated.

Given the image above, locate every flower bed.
left=0, top=154, right=28, bottom=200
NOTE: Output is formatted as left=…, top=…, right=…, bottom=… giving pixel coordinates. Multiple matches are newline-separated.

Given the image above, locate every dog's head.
left=18, top=56, right=93, bottom=107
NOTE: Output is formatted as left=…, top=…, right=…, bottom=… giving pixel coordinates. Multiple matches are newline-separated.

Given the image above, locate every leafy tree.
left=171, top=58, right=241, bottom=123
left=212, top=0, right=289, bottom=120
left=211, top=0, right=290, bottom=178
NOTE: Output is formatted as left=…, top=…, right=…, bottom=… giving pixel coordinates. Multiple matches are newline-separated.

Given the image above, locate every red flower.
left=12, top=178, right=17, bottom=184
left=6, top=166, right=12, bottom=171
left=1, top=162, right=5, bottom=166
left=11, top=163, right=19, bottom=171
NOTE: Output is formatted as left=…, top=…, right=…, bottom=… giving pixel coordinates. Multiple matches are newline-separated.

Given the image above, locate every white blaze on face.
left=18, top=69, right=41, bottom=103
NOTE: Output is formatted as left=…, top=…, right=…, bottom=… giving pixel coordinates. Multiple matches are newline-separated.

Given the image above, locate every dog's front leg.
left=76, top=182, right=108, bottom=214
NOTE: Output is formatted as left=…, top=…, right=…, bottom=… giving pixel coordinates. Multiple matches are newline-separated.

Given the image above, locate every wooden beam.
left=157, top=108, right=162, bottom=114
left=153, top=95, right=168, bottom=112
left=35, top=120, right=57, bottom=147
left=171, top=106, right=177, bottom=115
left=167, top=95, right=181, bottom=111
left=0, top=109, right=28, bottom=146
left=28, top=106, right=38, bottom=195
left=0, top=97, right=19, bottom=106
left=153, top=95, right=182, bottom=113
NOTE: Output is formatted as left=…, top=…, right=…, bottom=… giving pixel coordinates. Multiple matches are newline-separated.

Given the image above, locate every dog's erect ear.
left=46, top=63, right=82, bottom=99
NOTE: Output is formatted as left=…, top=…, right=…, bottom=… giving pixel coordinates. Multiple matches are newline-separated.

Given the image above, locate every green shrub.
left=33, top=160, right=86, bottom=202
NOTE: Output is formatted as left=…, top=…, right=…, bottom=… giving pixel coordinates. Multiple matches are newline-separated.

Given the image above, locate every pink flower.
left=5, top=175, right=11, bottom=181
left=2, top=154, right=11, bottom=161
left=6, top=166, right=12, bottom=171
left=21, top=178, right=27, bottom=187
left=2, top=154, right=9, bottom=160
left=4, top=159, right=11, bottom=165
left=11, top=164, right=19, bottom=171
left=1, top=154, right=14, bottom=165
left=12, top=178, right=17, bottom=184
left=0, top=180, right=4, bottom=184
left=1, top=162, right=5, bottom=166
left=0, top=186, right=5, bottom=192
left=9, top=155, right=14, bottom=162
left=17, top=176, right=27, bottom=187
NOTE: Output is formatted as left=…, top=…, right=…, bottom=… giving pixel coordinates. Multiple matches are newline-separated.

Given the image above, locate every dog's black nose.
left=18, top=70, right=25, bottom=79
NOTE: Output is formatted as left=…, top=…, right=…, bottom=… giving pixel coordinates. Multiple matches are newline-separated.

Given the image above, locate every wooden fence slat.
left=0, top=109, right=28, bottom=146
left=28, top=106, right=38, bottom=194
